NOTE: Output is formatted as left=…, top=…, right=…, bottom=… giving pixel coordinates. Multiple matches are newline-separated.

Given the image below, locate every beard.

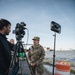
left=3, top=25, right=11, bottom=35
left=5, top=30, right=10, bottom=35
left=6, top=32, right=9, bottom=35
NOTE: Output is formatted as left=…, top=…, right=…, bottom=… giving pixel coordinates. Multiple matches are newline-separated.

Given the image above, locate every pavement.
left=43, top=67, right=52, bottom=75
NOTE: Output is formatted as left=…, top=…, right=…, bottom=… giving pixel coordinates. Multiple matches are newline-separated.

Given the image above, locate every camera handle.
left=9, top=40, right=34, bottom=75
left=52, top=32, right=56, bottom=75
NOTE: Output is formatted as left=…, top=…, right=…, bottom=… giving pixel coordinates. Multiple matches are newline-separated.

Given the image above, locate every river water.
left=45, top=50, right=75, bottom=63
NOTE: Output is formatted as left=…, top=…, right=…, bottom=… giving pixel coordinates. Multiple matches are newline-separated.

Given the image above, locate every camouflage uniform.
left=28, top=37, right=45, bottom=75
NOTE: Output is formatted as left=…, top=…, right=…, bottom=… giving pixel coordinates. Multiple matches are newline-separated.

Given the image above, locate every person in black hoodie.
left=0, top=18, right=14, bottom=75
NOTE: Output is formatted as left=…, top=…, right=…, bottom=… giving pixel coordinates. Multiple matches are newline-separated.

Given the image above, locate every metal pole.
left=52, top=32, right=56, bottom=75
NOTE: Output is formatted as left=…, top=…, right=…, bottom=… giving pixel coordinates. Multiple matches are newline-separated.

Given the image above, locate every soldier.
left=28, top=36, right=45, bottom=75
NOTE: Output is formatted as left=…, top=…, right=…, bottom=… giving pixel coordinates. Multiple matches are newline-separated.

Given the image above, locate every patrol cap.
left=32, top=36, right=40, bottom=41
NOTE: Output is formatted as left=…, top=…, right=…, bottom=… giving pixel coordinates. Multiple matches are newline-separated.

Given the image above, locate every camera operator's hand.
left=31, top=63, right=36, bottom=66
left=10, top=39, right=14, bottom=44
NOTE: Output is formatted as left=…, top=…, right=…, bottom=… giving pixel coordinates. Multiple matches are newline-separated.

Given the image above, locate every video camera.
left=13, top=22, right=26, bottom=40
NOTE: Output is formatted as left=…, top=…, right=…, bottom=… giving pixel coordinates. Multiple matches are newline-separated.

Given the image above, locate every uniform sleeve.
left=28, top=46, right=34, bottom=64
left=28, top=51, right=31, bottom=59
left=28, top=50, right=32, bottom=64
left=36, top=47, right=45, bottom=65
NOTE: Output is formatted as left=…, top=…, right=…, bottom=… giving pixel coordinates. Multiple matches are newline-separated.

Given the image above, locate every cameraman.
left=0, top=19, right=14, bottom=75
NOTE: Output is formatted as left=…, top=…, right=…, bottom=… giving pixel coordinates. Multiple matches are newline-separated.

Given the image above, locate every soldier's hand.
left=31, top=63, right=36, bottom=66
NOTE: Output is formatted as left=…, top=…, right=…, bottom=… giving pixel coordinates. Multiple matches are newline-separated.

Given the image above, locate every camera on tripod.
left=51, top=21, right=61, bottom=34
left=10, top=22, right=33, bottom=75
left=13, top=22, right=26, bottom=40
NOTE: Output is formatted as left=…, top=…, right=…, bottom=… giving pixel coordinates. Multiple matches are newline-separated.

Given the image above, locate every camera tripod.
left=9, top=39, right=34, bottom=75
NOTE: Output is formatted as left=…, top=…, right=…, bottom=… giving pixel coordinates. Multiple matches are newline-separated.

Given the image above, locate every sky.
left=0, top=0, right=75, bottom=50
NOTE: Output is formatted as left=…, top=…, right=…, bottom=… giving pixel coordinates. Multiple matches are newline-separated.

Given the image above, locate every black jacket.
left=0, top=33, right=14, bottom=73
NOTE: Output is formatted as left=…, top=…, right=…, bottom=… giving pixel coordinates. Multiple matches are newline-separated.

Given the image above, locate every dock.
left=43, top=67, right=52, bottom=75
left=43, top=58, right=75, bottom=75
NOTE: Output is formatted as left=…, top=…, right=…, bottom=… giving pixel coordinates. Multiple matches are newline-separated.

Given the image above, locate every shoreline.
left=43, top=58, right=75, bottom=74
left=45, top=50, right=75, bottom=51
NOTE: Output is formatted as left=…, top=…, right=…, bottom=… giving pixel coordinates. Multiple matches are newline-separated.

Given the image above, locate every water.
left=45, top=50, right=75, bottom=63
